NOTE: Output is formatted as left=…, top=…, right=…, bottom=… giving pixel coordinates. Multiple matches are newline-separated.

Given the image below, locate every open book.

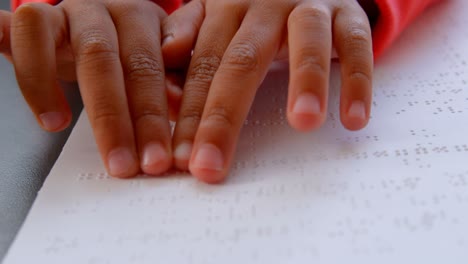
left=4, top=1, right=468, bottom=263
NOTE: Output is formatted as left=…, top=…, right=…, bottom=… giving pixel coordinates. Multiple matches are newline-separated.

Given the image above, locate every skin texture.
left=1, top=0, right=375, bottom=183
left=4, top=0, right=173, bottom=178
left=162, top=0, right=374, bottom=183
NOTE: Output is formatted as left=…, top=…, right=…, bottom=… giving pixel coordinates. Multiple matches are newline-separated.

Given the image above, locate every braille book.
left=4, top=1, right=468, bottom=263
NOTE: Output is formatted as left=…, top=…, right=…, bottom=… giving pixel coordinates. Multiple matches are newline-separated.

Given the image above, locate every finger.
left=11, top=3, right=71, bottom=132
left=65, top=2, right=139, bottom=178
left=165, top=71, right=185, bottom=121
left=0, top=10, right=12, bottom=58
left=189, top=10, right=286, bottom=183
left=333, top=4, right=373, bottom=131
left=108, top=2, right=172, bottom=176
left=172, top=6, right=244, bottom=171
left=162, top=0, right=205, bottom=69
left=287, top=3, right=332, bottom=132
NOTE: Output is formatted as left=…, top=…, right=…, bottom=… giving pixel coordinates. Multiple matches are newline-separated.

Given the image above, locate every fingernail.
left=39, top=112, right=66, bottom=131
left=142, top=143, right=168, bottom=169
left=174, top=142, right=193, bottom=162
left=348, top=100, right=366, bottom=120
left=293, top=93, right=321, bottom=115
left=166, top=79, right=183, bottom=97
left=162, top=34, right=174, bottom=46
left=192, top=144, right=224, bottom=172
left=108, top=148, right=134, bottom=176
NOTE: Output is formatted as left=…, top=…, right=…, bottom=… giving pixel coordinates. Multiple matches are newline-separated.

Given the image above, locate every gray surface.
left=0, top=1, right=83, bottom=259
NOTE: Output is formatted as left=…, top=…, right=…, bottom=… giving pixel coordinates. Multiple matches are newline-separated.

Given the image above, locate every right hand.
left=161, top=0, right=374, bottom=183
left=1, top=0, right=175, bottom=178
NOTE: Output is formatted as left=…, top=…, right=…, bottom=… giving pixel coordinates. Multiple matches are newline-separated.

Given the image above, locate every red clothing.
left=373, top=0, right=443, bottom=58
left=11, top=0, right=182, bottom=14
left=11, top=0, right=442, bottom=58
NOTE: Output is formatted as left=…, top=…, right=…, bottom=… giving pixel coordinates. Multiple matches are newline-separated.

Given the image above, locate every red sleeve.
left=11, top=0, right=57, bottom=11
left=11, top=0, right=182, bottom=13
left=372, top=0, right=443, bottom=58
left=11, top=0, right=443, bottom=59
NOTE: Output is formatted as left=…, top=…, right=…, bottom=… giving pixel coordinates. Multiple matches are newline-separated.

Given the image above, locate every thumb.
left=0, top=10, right=12, bottom=61
left=161, top=0, right=204, bottom=69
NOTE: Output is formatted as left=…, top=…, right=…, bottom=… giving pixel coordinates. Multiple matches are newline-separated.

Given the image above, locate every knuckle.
left=180, top=105, right=205, bottom=127
left=289, top=5, right=328, bottom=25
left=223, top=40, right=259, bottom=72
left=181, top=110, right=203, bottom=128
left=76, top=30, right=117, bottom=61
left=15, top=3, right=43, bottom=19
left=133, top=109, right=167, bottom=125
left=343, top=26, right=370, bottom=47
left=13, top=3, right=47, bottom=31
left=17, top=71, right=48, bottom=85
left=349, top=69, right=372, bottom=83
left=188, top=55, right=221, bottom=83
left=91, top=107, right=122, bottom=126
left=215, top=0, right=245, bottom=17
left=124, top=49, right=164, bottom=83
left=88, top=93, right=122, bottom=125
left=179, top=88, right=210, bottom=126
left=295, top=51, right=327, bottom=76
left=204, top=105, right=235, bottom=129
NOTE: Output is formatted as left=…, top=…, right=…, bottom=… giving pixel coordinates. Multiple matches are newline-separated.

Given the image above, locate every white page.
left=4, top=1, right=468, bottom=263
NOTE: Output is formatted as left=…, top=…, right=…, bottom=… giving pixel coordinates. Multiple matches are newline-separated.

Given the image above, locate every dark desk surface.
left=0, top=1, right=82, bottom=260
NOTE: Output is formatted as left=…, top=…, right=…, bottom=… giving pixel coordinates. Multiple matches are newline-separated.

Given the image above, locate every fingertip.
left=191, top=168, right=226, bottom=184
left=342, top=118, right=369, bottom=131
left=173, top=141, right=193, bottom=171
left=165, top=73, right=184, bottom=97
left=189, top=143, right=226, bottom=184
left=288, top=93, right=326, bottom=132
left=107, top=147, right=139, bottom=178
left=341, top=100, right=369, bottom=131
left=161, top=1, right=204, bottom=69
left=195, top=173, right=226, bottom=184
left=141, top=143, right=172, bottom=176
left=161, top=34, right=174, bottom=48
left=161, top=33, right=192, bottom=69
left=38, top=111, right=71, bottom=132
left=288, top=113, right=325, bottom=132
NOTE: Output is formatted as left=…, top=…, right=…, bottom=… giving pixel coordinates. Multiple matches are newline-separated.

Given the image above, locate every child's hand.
left=163, top=0, right=374, bottom=183
left=6, top=0, right=174, bottom=178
